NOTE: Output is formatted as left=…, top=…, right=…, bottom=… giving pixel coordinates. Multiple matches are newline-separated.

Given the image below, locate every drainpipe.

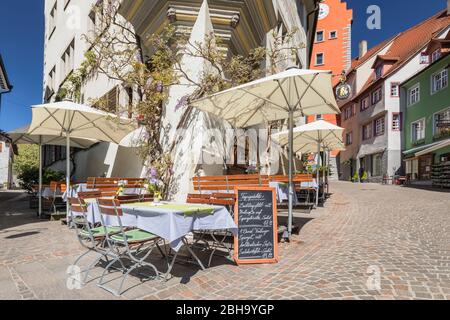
left=306, top=1, right=321, bottom=68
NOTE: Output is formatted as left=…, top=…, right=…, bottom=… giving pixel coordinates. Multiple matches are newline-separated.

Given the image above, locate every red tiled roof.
left=349, top=9, right=450, bottom=100
left=349, top=36, right=395, bottom=71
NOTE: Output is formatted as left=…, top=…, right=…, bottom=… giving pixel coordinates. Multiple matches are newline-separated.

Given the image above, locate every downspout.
left=306, top=1, right=320, bottom=68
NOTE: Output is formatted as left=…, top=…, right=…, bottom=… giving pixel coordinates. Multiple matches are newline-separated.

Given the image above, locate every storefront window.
left=372, top=153, right=383, bottom=177
left=434, top=108, right=450, bottom=136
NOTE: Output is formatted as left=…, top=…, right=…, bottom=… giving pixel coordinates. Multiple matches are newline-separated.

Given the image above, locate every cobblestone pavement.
left=0, top=182, right=449, bottom=300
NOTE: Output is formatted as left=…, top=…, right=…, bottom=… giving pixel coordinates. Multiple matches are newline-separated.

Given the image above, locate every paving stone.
left=1, top=183, right=449, bottom=300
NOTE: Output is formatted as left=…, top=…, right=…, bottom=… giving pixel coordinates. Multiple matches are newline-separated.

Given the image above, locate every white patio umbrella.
left=272, top=120, right=345, bottom=207
left=190, top=68, right=339, bottom=237
left=8, top=125, right=98, bottom=217
left=27, top=101, right=138, bottom=216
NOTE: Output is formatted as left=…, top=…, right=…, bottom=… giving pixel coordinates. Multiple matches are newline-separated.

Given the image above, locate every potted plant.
left=146, top=168, right=164, bottom=203
left=361, top=171, right=368, bottom=183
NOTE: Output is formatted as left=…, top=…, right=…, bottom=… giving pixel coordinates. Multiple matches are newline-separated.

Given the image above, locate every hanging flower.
left=156, top=81, right=163, bottom=93
left=175, top=95, right=188, bottom=111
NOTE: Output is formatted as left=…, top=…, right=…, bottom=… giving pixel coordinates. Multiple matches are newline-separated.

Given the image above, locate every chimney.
left=448, top=0, right=450, bottom=15
left=359, top=40, right=368, bottom=59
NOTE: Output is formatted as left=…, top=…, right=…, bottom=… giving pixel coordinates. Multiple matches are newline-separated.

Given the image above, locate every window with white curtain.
left=431, top=69, right=448, bottom=94
left=411, top=118, right=425, bottom=142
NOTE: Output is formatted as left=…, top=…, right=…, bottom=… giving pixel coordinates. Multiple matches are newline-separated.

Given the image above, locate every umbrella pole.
left=66, top=133, right=70, bottom=218
left=316, top=140, right=321, bottom=208
left=38, top=137, right=42, bottom=218
left=287, top=108, right=294, bottom=238
left=327, top=150, right=330, bottom=194
left=323, top=150, right=327, bottom=202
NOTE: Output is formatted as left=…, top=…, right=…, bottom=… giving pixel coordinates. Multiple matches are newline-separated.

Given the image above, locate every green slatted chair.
left=68, top=197, right=122, bottom=285
left=96, top=198, right=166, bottom=296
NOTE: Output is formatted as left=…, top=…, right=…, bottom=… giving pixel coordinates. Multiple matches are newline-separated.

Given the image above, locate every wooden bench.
left=192, top=174, right=270, bottom=193
left=86, top=177, right=146, bottom=189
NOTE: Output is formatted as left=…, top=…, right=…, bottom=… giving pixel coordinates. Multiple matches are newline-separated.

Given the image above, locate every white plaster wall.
left=355, top=44, right=391, bottom=92
left=0, top=141, right=12, bottom=186
left=43, top=0, right=315, bottom=198
left=272, top=0, right=310, bottom=69
left=43, top=0, right=138, bottom=181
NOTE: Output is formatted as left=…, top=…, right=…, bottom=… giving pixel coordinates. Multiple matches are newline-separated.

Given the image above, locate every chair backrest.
left=116, top=194, right=140, bottom=204
left=187, top=193, right=235, bottom=206
left=268, top=174, right=313, bottom=183
left=187, top=197, right=211, bottom=204
left=192, top=174, right=269, bottom=193
left=139, top=194, right=154, bottom=202
left=69, top=197, right=87, bottom=214
left=98, top=187, right=119, bottom=198
left=78, top=191, right=101, bottom=200
left=49, top=181, right=60, bottom=192
left=212, top=193, right=236, bottom=200
left=68, top=197, right=97, bottom=244
left=97, top=198, right=123, bottom=216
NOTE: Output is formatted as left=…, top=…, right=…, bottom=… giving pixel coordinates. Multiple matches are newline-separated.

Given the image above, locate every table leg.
left=183, top=237, right=206, bottom=271
left=164, top=250, right=178, bottom=281
left=163, top=237, right=206, bottom=282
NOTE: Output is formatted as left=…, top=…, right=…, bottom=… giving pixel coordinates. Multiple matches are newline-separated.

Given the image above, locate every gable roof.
left=0, top=55, right=12, bottom=93
left=349, top=9, right=450, bottom=101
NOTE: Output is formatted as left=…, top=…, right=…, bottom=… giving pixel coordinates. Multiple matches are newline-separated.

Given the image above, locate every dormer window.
left=431, top=49, right=441, bottom=63
left=375, top=65, right=383, bottom=79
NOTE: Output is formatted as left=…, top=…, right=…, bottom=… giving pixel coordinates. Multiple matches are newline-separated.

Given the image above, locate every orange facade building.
left=308, top=0, right=353, bottom=121
left=308, top=0, right=353, bottom=157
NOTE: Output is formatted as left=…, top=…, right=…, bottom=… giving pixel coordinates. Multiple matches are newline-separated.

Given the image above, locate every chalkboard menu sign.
left=233, top=187, right=279, bottom=265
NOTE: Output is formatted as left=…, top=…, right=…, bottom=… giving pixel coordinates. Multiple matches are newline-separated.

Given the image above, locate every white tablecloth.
left=40, top=187, right=61, bottom=199
left=122, top=188, right=147, bottom=195
left=62, top=184, right=93, bottom=201
left=72, top=201, right=237, bottom=251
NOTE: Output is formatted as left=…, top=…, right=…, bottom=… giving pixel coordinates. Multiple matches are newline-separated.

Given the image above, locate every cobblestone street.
left=0, top=182, right=449, bottom=300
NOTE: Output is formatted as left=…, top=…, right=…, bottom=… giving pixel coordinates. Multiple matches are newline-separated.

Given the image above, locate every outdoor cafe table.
left=72, top=200, right=237, bottom=275
left=40, top=187, right=58, bottom=198
left=269, top=180, right=318, bottom=205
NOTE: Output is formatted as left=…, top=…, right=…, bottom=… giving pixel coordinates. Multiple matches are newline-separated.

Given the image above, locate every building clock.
left=318, top=3, right=330, bottom=20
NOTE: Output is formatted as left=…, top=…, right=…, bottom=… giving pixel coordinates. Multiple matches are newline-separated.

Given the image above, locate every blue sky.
left=0, top=0, right=447, bottom=132
left=0, top=0, right=44, bottom=132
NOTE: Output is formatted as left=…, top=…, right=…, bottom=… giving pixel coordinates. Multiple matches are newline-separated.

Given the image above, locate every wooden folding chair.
left=97, top=198, right=165, bottom=296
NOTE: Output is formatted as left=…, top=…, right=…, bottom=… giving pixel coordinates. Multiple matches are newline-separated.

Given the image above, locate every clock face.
left=318, top=3, right=330, bottom=20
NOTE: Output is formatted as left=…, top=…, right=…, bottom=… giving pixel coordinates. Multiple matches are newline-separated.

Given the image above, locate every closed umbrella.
left=27, top=101, right=137, bottom=215
left=8, top=125, right=98, bottom=217
left=190, top=68, right=339, bottom=237
left=272, top=120, right=345, bottom=207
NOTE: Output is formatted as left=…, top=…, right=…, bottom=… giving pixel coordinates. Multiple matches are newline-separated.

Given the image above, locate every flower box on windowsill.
left=433, top=130, right=450, bottom=142
left=412, top=139, right=426, bottom=147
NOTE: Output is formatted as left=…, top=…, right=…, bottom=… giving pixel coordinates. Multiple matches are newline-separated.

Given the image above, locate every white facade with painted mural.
left=42, top=0, right=320, bottom=200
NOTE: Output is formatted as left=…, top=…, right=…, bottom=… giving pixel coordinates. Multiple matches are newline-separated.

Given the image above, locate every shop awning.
left=415, top=138, right=450, bottom=157
left=402, top=141, right=441, bottom=156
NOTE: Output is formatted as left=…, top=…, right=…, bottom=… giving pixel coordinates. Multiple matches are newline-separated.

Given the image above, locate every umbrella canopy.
left=28, top=101, right=136, bottom=143
left=8, top=125, right=99, bottom=217
left=190, top=68, right=339, bottom=127
left=272, top=120, right=345, bottom=207
left=9, top=125, right=98, bottom=149
left=190, top=68, right=339, bottom=238
left=27, top=101, right=138, bottom=216
left=272, top=120, right=345, bottom=154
